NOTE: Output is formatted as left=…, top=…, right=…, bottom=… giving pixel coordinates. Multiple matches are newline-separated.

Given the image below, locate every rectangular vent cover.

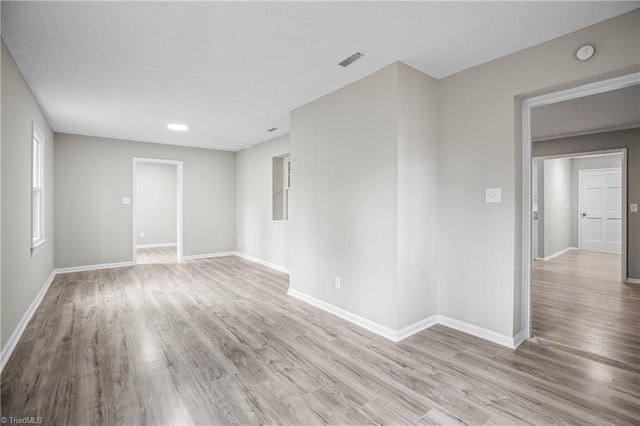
left=338, top=51, right=364, bottom=67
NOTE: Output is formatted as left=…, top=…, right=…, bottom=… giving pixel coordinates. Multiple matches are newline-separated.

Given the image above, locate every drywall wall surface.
left=290, top=63, right=400, bottom=329
left=1, top=41, right=55, bottom=349
left=533, top=128, right=639, bottom=278
left=396, top=63, right=439, bottom=328
left=437, top=9, right=640, bottom=337
left=570, top=154, right=622, bottom=247
left=54, top=133, right=235, bottom=267
left=135, top=162, right=177, bottom=246
left=235, top=134, right=290, bottom=269
left=543, top=158, right=572, bottom=258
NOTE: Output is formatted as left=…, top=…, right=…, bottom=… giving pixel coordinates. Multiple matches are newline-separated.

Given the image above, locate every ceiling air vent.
left=267, top=127, right=279, bottom=132
left=338, top=51, right=364, bottom=68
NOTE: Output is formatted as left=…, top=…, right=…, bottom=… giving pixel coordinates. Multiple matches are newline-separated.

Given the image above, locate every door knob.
left=582, top=213, right=587, bottom=217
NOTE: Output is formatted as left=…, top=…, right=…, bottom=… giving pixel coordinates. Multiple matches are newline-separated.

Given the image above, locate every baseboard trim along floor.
left=1, top=270, right=56, bottom=371
left=182, top=251, right=237, bottom=260
left=287, top=288, right=520, bottom=348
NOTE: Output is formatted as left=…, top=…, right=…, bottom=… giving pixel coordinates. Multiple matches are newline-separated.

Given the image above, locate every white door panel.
left=579, top=168, right=622, bottom=253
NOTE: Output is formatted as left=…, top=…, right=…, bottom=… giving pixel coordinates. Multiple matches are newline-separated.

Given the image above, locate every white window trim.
left=284, top=157, right=291, bottom=220
left=31, top=122, right=46, bottom=256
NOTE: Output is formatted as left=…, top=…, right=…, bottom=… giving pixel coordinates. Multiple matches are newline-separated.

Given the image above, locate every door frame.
left=132, top=157, right=184, bottom=264
left=578, top=166, right=623, bottom=252
left=520, top=72, right=639, bottom=344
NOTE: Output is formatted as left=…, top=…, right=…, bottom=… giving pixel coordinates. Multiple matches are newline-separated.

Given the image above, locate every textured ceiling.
left=2, top=1, right=638, bottom=151
left=532, top=85, right=640, bottom=140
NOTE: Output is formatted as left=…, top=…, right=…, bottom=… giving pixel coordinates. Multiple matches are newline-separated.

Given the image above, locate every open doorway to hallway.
left=132, top=158, right=184, bottom=265
left=523, top=80, right=640, bottom=365
left=530, top=152, right=636, bottom=364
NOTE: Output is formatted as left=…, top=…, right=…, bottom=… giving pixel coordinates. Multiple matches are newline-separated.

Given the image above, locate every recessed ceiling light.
left=167, top=123, right=189, bottom=131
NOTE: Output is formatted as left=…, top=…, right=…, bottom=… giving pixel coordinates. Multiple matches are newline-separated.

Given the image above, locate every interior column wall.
left=290, top=63, right=400, bottom=329
left=396, top=63, right=439, bottom=328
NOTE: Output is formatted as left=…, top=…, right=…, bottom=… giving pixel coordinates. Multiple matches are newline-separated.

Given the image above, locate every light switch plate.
left=122, top=197, right=131, bottom=205
left=485, top=188, right=502, bottom=203
left=631, top=203, right=639, bottom=213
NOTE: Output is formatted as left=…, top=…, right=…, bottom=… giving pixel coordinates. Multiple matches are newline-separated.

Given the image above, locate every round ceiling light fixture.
left=167, top=123, right=189, bottom=131
left=576, top=45, right=595, bottom=61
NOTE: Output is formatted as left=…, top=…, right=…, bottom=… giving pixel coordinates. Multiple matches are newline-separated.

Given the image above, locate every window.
left=32, top=123, right=45, bottom=254
left=284, top=157, right=291, bottom=219
left=272, top=154, right=290, bottom=221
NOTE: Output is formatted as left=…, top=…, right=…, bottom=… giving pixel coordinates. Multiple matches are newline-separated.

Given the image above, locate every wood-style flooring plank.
left=2, top=248, right=639, bottom=425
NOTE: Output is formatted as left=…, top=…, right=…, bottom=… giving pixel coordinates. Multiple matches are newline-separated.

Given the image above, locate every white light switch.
left=631, top=203, right=639, bottom=213
left=122, top=197, right=131, bottom=205
left=485, top=188, right=502, bottom=203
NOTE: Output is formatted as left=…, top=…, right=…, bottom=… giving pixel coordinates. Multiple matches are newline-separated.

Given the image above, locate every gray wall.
left=290, top=62, right=439, bottom=331
left=135, top=162, right=177, bottom=247
left=1, top=41, right=55, bottom=349
left=533, top=128, right=639, bottom=278
left=396, top=63, right=439, bottom=328
left=291, top=63, right=400, bottom=329
left=235, top=134, right=290, bottom=268
left=437, top=9, right=640, bottom=337
left=543, top=158, right=572, bottom=258
left=570, top=154, right=622, bottom=247
left=55, top=134, right=235, bottom=267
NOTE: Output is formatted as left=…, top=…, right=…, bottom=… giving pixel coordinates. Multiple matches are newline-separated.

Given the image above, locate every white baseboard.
left=136, top=242, right=177, bottom=249
left=1, top=270, right=56, bottom=372
left=182, top=251, right=237, bottom=260
left=55, top=261, right=134, bottom=274
left=286, top=289, right=520, bottom=348
left=235, top=252, right=290, bottom=274
left=543, top=247, right=577, bottom=261
left=437, top=315, right=517, bottom=348
left=626, top=278, right=640, bottom=285
left=512, top=330, right=527, bottom=348
left=287, top=288, right=399, bottom=341
left=396, top=315, right=439, bottom=341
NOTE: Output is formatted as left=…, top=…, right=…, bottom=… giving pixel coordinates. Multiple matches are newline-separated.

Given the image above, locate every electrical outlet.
left=631, top=203, right=639, bottom=213
left=335, top=276, right=341, bottom=290
left=140, top=232, right=145, bottom=238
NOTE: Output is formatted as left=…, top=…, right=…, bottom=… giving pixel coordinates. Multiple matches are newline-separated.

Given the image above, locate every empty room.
left=1, top=2, right=639, bottom=425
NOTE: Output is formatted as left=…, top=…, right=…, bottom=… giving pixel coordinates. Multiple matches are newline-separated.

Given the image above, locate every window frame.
left=284, top=157, right=291, bottom=220
left=31, top=122, right=46, bottom=255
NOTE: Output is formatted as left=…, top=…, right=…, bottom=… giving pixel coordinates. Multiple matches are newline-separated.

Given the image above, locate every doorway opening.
left=132, top=158, right=184, bottom=265
left=521, top=73, right=639, bottom=351
left=530, top=150, right=628, bottom=357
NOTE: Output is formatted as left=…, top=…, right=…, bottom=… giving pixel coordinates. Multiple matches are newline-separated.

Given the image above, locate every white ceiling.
left=2, top=1, right=638, bottom=151
left=532, top=85, right=640, bottom=140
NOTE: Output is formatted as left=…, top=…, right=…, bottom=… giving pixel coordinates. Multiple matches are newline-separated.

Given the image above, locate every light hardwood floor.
left=2, top=251, right=639, bottom=425
left=137, top=246, right=178, bottom=265
left=532, top=249, right=640, bottom=367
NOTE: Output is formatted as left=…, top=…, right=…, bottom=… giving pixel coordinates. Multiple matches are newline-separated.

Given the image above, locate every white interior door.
left=579, top=168, right=622, bottom=253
